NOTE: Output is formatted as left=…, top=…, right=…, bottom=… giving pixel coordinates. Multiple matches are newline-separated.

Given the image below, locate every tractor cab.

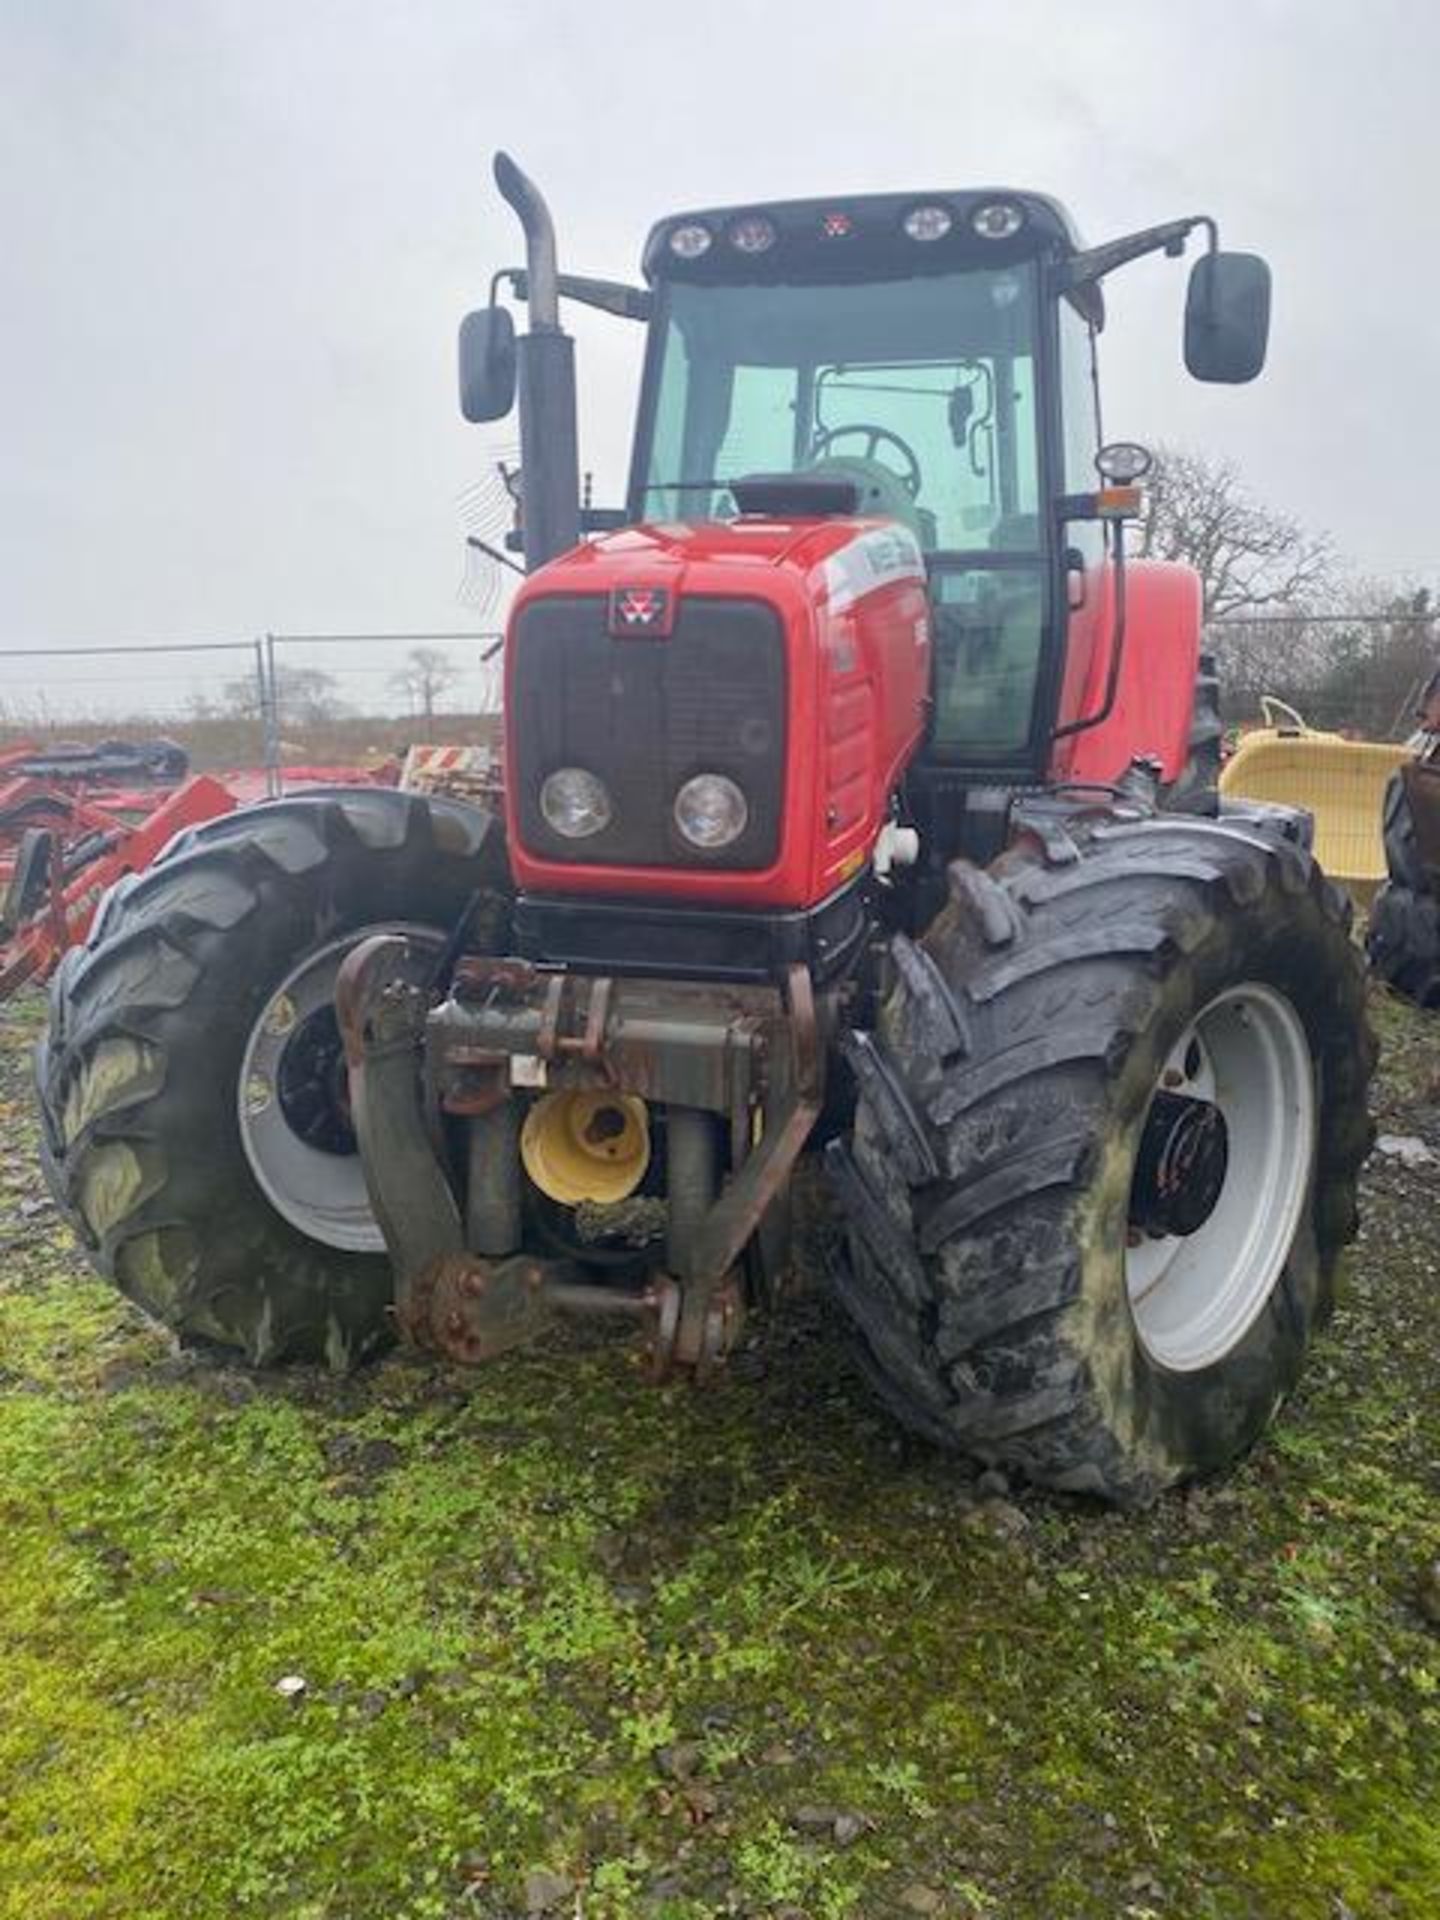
left=631, top=192, right=1067, bottom=767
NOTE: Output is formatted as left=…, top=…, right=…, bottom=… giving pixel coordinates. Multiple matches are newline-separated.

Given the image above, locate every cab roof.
left=642, top=189, right=1085, bottom=285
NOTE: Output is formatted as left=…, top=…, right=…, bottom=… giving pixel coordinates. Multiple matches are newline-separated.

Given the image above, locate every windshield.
left=635, top=265, right=1041, bottom=554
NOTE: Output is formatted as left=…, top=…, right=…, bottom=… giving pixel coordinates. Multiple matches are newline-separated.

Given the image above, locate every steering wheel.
left=810, top=423, right=924, bottom=498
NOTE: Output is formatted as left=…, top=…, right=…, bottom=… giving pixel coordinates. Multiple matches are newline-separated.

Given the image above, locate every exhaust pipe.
left=493, top=151, right=580, bottom=571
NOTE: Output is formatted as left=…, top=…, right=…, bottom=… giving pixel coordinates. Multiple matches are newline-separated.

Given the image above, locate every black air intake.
left=730, top=472, right=860, bottom=517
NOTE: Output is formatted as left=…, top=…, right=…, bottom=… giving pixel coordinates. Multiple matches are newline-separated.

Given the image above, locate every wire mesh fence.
left=0, top=637, right=271, bottom=773
left=0, top=631, right=503, bottom=788
left=2, top=611, right=1434, bottom=788
left=260, top=633, right=503, bottom=781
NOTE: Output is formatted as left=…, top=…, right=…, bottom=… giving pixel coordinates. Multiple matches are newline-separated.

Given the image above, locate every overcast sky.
left=3, top=0, right=1437, bottom=711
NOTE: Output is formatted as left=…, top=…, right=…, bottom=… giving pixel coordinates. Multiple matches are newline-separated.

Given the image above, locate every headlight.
left=668, top=222, right=712, bottom=260
left=903, top=203, right=953, bottom=243
left=1095, top=440, right=1154, bottom=484
left=540, top=767, right=612, bottom=839
left=674, top=773, right=748, bottom=850
left=971, top=199, right=1025, bottom=240
left=728, top=214, right=777, bottom=255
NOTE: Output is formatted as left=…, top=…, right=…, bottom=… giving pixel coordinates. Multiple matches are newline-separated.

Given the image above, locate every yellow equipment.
left=520, top=1089, right=651, bottom=1204
left=1220, top=698, right=1409, bottom=900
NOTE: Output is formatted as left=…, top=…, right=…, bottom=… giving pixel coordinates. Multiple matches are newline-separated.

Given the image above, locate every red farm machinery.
left=34, top=157, right=1373, bottom=1502
left=0, top=740, right=236, bottom=1000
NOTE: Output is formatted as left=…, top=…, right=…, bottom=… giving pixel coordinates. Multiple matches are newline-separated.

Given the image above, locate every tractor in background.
left=36, top=156, right=1372, bottom=1503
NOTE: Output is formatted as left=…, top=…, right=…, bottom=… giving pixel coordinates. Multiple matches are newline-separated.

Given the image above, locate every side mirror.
left=458, top=306, right=517, bottom=422
left=1184, top=251, right=1271, bottom=383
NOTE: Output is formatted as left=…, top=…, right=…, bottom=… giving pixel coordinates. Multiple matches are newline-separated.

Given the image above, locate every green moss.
left=2, top=985, right=1439, bottom=1917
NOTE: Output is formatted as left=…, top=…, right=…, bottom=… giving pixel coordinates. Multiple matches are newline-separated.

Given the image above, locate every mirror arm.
left=1059, top=215, right=1216, bottom=288
left=490, top=266, right=521, bottom=307
left=1056, top=215, right=1219, bottom=320
left=503, top=267, right=652, bottom=323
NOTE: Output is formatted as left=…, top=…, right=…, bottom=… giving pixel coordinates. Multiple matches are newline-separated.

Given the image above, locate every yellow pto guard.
left=520, top=1089, right=652, bottom=1205
left=1219, top=698, right=1409, bottom=900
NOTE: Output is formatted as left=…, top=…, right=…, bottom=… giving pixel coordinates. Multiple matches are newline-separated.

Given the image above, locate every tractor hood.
left=509, top=511, right=931, bottom=639
left=546, top=514, right=864, bottom=584
left=503, top=512, right=931, bottom=911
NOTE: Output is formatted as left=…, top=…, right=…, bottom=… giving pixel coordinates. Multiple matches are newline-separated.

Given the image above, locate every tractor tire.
left=1368, top=771, right=1440, bottom=1007
left=1162, top=650, right=1224, bottom=812
left=1380, top=768, right=1427, bottom=893
left=35, top=788, right=509, bottom=1367
left=829, top=812, right=1374, bottom=1503
left=1367, top=882, right=1440, bottom=1008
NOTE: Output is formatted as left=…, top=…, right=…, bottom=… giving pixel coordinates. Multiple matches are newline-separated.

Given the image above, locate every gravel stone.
left=522, top=1867, right=572, bottom=1914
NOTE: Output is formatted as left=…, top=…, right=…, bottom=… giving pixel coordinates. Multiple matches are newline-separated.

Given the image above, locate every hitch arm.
left=336, top=933, right=465, bottom=1285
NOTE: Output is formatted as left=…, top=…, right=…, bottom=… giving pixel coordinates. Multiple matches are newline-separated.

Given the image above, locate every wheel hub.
left=1124, top=982, right=1317, bottom=1373
left=1129, top=1090, right=1229, bottom=1238
left=275, top=1006, right=355, bottom=1156
left=237, top=923, right=441, bottom=1253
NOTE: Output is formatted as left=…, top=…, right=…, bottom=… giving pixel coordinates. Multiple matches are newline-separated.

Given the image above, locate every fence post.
left=253, top=640, right=272, bottom=796
left=262, top=632, right=282, bottom=797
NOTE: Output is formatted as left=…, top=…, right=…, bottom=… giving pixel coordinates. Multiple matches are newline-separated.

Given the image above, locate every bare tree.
left=1136, top=446, right=1334, bottom=621
left=1309, top=582, right=1439, bottom=737
left=222, top=663, right=348, bottom=727
left=390, top=645, right=461, bottom=724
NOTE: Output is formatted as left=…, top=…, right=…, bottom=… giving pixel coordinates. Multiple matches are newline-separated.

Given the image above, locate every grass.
left=1, top=986, right=1437, bottom=1919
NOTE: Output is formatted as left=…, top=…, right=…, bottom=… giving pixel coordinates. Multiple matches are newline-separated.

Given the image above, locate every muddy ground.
left=1, top=984, right=1437, bottom=1920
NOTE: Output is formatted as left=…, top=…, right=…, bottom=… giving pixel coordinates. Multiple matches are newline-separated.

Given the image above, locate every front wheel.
left=35, top=788, right=509, bottom=1367
left=830, top=813, right=1375, bottom=1502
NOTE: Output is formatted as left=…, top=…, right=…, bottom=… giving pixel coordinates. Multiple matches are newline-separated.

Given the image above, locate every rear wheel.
left=1368, top=882, right=1440, bottom=1008
left=1162, top=650, right=1224, bottom=810
left=1381, top=767, right=1427, bottom=892
left=829, top=813, right=1374, bottom=1502
left=1368, top=771, right=1440, bottom=1006
left=36, top=788, right=508, bottom=1366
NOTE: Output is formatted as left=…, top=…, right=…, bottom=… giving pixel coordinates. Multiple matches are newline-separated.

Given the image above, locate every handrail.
left=1259, top=695, right=1311, bottom=735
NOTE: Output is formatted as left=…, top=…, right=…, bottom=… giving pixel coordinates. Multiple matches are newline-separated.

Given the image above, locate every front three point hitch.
left=335, top=932, right=818, bottom=1382
left=398, top=1250, right=744, bottom=1383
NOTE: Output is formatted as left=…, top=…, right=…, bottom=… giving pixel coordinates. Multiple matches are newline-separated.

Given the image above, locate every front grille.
left=511, top=593, right=786, bottom=870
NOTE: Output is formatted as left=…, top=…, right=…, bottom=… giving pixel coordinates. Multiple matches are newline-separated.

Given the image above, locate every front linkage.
left=336, top=934, right=822, bottom=1378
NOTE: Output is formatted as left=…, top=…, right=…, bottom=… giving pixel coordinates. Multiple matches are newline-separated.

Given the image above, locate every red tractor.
left=36, top=157, right=1372, bottom=1502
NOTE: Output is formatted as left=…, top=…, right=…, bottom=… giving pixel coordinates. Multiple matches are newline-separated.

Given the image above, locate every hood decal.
left=823, top=525, right=926, bottom=614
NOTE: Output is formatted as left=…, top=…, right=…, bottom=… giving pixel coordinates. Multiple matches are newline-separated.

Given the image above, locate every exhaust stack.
left=494, top=151, right=581, bottom=571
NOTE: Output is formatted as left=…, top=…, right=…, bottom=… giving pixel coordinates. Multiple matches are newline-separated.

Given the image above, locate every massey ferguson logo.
left=609, top=585, right=674, bottom=636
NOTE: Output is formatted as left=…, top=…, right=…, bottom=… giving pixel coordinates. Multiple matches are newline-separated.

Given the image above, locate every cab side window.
left=1059, top=296, right=1103, bottom=564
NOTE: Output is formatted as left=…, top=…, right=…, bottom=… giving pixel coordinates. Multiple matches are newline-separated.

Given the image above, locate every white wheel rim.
left=237, top=924, right=438, bottom=1254
left=1125, top=982, right=1316, bottom=1372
